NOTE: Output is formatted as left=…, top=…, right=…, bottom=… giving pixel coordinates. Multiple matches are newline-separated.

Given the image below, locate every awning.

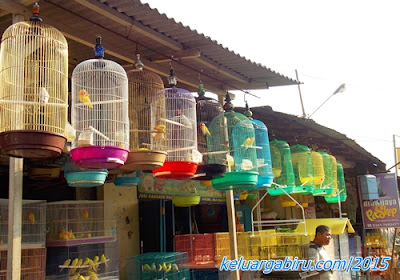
left=295, top=218, right=355, bottom=240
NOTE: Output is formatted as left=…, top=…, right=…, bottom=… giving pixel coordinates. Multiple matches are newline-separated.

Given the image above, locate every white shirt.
left=308, top=242, right=333, bottom=280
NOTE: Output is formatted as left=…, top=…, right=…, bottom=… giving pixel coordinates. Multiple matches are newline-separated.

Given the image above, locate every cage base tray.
left=71, top=146, right=129, bottom=169
left=312, top=188, right=334, bottom=196
left=172, top=196, right=201, bottom=207
left=153, top=161, right=198, bottom=180
left=114, top=176, right=140, bottom=187
left=293, top=185, right=314, bottom=195
left=212, top=171, right=258, bottom=191
left=46, top=236, right=117, bottom=247
left=121, top=150, right=167, bottom=171
left=65, top=171, right=108, bottom=188
left=0, top=130, right=66, bottom=159
left=192, top=164, right=227, bottom=180
left=266, top=186, right=295, bottom=196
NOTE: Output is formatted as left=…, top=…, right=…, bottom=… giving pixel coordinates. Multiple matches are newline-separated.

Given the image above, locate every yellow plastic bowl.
left=172, top=196, right=201, bottom=207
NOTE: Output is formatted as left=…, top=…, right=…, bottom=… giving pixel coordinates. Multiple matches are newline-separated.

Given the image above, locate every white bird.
left=38, top=87, right=49, bottom=106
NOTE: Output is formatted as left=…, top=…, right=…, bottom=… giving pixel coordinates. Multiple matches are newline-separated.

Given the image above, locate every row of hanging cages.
left=152, top=68, right=199, bottom=180
left=0, top=4, right=69, bottom=159
left=269, top=140, right=347, bottom=203
left=70, top=36, right=130, bottom=170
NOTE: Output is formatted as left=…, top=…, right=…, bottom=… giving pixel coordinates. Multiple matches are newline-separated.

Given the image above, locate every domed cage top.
left=194, top=85, right=225, bottom=180
left=312, top=151, right=335, bottom=196
left=290, top=144, right=315, bottom=195
left=243, top=104, right=274, bottom=189
left=70, top=36, right=129, bottom=169
left=207, top=108, right=259, bottom=191
left=268, top=139, right=295, bottom=196
left=325, top=161, right=347, bottom=203
left=152, top=86, right=198, bottom=179
left=122, top=61, right=167, bottom=171
left=0, top=5, right=68, bottom=159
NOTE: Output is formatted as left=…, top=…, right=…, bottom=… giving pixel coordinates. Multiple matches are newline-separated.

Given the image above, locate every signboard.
left=137, top=172, right=226, bottom=203
left=359, top=173, right=400, bottom=229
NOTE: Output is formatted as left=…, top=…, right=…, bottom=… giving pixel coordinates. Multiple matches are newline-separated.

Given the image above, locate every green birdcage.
left=311, top=151, right=325, bottom=186
left=325, top=161, right=347, bottom=203
left=291, top=144, right=314, bottom=195
left=208, top=94, right=258, bottom=191
left=268, top=139, right=295, bottom=196
left=312, top=151, right=335, bottom=196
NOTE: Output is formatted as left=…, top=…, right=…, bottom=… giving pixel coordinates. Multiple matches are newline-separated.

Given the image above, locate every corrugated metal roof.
left=0, top=0, right=298, bottom=96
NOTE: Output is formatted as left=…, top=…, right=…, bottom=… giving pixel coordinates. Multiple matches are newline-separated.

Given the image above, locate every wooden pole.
left=7, top=14, right=24, bottom=280
left=226, top=190, right=240, bottom=280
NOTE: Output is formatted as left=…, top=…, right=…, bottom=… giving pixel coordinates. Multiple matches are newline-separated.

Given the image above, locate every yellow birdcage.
left=70, top=36, right=129, bottom=170
left=121, top=54, right=167, bottom=171
left=0, top=3, right=68, bottom=158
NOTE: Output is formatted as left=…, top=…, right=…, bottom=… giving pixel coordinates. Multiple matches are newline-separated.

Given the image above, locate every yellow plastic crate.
left=215, top=232, right=230, bottom=263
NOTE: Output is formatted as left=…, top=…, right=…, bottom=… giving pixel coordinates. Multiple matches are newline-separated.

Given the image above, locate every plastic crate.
left=175, top=234, right=215, bottom=264
left=0, top=199, right=46, bottom=248
left=236, top=232, right=250, bottom=259
left=46, top=200, right=116, bottom=246
left=214, top=232, right=230, bottom=264
left=127, top=252, right=190, bottom=280
left=0, top=248, right=46, bottom=280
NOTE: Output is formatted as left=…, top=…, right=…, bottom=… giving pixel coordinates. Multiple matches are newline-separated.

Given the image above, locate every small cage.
left=70, top=36, right=129, bottom=169
left=175, top=233, right=215, bottom=264
left=312, top=151, right=334, bottom=196
left=0, top=4, right=68, bottom=159
left=194, top=83, right=225, bottom=180
left=46, top=240, right=119, bottom=280
left=268, top=139, right=295, bottom=196
left=208, top=94, right=259, bottom=191
left=290, top=144, right=314, bottom=194
left=325, top=161, right=347, bottom=203
left=152, top=68, right=199, bottom=179
left=311, top=150, right=325, bottom=186
left=46, top=201, right=116, bottom=247
left=0, top=199, right=46, bottom=248
left=0, top=248, right=46, bottom=280
left=114, top=171, right=141, bottom=187
left=243, top=104, right=274, bottom=188
left=122, top=55, right=167, bottom=171
left=127, top=252, right=190, bottom=280
left=330, top=154, right=338, bottom=196
left=63, top=158, right=108, bottom=188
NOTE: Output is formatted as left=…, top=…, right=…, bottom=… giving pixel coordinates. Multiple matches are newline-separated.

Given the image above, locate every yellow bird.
left=82, top=257, right=90, bottom=267
left=199, top=122, right=211, bottom=136
left=59, top=229, right=68, bottom=240
left=87, top=258, right=96, bottom=271
left=78, top=276, right=86, bottom=280
left=78, top=89, right=93, bottom=108
left=93, top=255, right=99, bottom=270
left=87, top=271, right=99, bottom=280
left=70, top=258, right=82, bottom=275
left=60, top=258, right=71, bottom=271
left=100, top=254, right=107, bottom=267
left=27, top=212, right=35, bottom=225
left=69, top=258, right=79, bottom=274
left=82, top=209, right=89, bottom=219
left=243, top=137, right=255, bottom=149
left=69, top=274, right=81, bottom=280
left=152, top=124, right=166, bottom=141
left=165, top=263, right=172, bottom=273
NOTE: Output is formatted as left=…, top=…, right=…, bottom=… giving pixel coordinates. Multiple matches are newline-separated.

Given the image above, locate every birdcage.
left=121, top=55, right=167, bottom=171
left=311, top=150, right=325, bottom=186
left=70, top=36, right=129, bottom=170
left=243, top=104, right=273, bottom=188
left=0, top=199, right=46, bottom=248
left=268, top=139, right=295, bottom=196
left=114, top=171, right=141, bottom=187
left=194, top=83, right=225, bottom=180
left=152, top=68, right=199, bottom=179
left=0, top=4, right=68, bottom=159
left=312, top=151, right=335, bottom=196
left=291, top=144, right=314, bottom=194
left=0, top=248, right=46, bottom=280
left=63, top=158, right=108, bottom=188
left=325, top=161, right=347, bottom=203
left=207, top=94, right=259, bottom=191
left=330, top=154, right=338, bottom=196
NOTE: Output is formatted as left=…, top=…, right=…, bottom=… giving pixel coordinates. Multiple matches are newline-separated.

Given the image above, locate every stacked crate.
left=0, top=199, right=46, bottom=280
left=214, top=232, right=230, bottom=264
left=46, top=200, right=119, bottom=280
left=127, top=252, right=190, bottom=280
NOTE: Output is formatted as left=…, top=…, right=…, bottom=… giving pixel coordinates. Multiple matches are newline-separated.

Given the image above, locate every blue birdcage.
left=64, top=158, right=108, bottom=188
left=152, top=67, right=199, bottom=179
left=268, top=139, right=295, bottom=196
left=194, top=82, right=225, bottom=180
left=243, top=103, right=273, bottom=188
left=291, top=144, right=314, bottom=194
left=312, top=151, right=335, bottom=196
left=114, top=171, right=141, bottom=187
left=208, top=94, right=258, bottom=191
left=325, top=161, right=347, bottom=203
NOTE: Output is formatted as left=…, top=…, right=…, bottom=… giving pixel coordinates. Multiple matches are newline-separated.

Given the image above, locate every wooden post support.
left=7, top=13, right=24, bottom=280
left=226, top=190, right=240, bottom=280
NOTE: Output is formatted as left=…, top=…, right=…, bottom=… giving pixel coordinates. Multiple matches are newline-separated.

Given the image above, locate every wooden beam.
left=151, top=48, right=201, bottom=63
left=0, top=0, right=32, bottom=17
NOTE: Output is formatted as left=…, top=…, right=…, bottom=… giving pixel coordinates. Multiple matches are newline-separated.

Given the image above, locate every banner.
left=359, top=173, right=400, bottom=229
left=137, top=172, right=226, bottom=203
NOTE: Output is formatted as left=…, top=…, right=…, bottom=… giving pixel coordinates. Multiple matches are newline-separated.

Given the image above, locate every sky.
left=144, top=0, right=400, bottom=169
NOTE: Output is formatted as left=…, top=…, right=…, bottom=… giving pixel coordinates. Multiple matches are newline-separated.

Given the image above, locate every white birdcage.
left=0, top=3, right=68, bottom=159
left=121, top=54, right=167, bottom=171
left=152, top=67, right=199, bottom=180
left=70, top=36, right=129, bottom=170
